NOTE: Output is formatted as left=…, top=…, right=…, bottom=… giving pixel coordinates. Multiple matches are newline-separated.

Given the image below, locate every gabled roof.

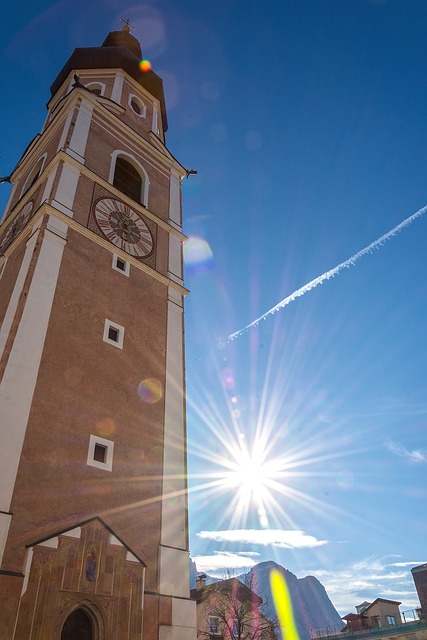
left=342, top=613, right=365, bottom=621
left=191, top=576, right=262, bottom=606
left=363, top=598, right=402, bottom=611
left=27, top=515, right=146, bottom=566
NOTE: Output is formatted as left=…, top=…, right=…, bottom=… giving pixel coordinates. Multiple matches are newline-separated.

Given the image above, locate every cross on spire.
left=120, top=17, right=135, bottom=33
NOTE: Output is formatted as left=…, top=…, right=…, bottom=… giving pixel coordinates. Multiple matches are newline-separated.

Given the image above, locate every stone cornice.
left=2, top=150, right=187, bottom=242
left=0, top=202, right=188, bottom=296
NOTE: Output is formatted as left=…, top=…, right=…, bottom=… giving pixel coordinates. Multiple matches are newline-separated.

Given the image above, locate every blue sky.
left=1, top=0, right=427, bottom=618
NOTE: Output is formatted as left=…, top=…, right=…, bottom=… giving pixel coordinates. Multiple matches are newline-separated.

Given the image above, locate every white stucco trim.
left=0, top=226, right=66, bottom=512
left=159, top=547, right=191, bottom=598
left=57, top=110, right=74, bottom=153
left=41, top=165, right=58, bottom=202
left=0, top=512, right=12, bottom=565
left=168, top=235, right=182, bottom=282
left=0, top=231, right=40, bottom=361
left=152, top=104, right=159, bottom=136
left=51, top=162, right=80, bottom=217
left=111, top=72, right=124, bottom=104
left=160, top=287, right=187, bottom=561
left=67, top=98, right=93, bottom=162
left=159, top=597, right=197, bottom=640
left=21, top=547, right=34, bottom=596
left=169, top=168, right=181, bottom=226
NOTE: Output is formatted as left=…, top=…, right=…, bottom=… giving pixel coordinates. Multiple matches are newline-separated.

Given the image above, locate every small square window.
left=112, top=254, right=130, bottom=276
left=87, top=435, right=114, bottom=471
left=103, top=319, right=125, bottom=349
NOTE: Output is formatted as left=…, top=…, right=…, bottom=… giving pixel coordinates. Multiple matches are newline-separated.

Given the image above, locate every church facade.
left=0, top=25, right=196, bottom=640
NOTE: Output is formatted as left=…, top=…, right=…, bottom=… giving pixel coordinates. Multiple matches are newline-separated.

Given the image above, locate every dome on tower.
left=50, top=27, right=168, bottom=131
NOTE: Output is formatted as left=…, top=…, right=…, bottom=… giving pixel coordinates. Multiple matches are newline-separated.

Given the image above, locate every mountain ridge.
left=191, top=559, right=343, bottom=640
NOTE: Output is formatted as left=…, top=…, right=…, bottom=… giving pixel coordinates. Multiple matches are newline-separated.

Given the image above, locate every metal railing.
left=310, top=612, right=426, bottom=640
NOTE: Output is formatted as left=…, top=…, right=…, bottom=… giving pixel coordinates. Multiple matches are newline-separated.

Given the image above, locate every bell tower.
left=0, top=25, right=196, bottom=640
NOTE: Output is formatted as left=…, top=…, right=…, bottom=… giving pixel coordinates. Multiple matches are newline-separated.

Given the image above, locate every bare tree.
left=194, top=572, right=279, bottom=640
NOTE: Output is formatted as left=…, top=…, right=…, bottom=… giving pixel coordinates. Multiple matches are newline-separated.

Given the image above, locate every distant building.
left=191, top=575, right=277, bottom=640
left=311, top=597, right=427, bottom=640
left=311, top=563, right=427, bottom=640
left=412, top=564, right=427, bottom=618
left=341, top=598, right=402, bottom=632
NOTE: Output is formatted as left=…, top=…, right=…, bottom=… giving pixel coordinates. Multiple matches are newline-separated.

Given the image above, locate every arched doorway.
left=61, top=608, right=94, bottom=640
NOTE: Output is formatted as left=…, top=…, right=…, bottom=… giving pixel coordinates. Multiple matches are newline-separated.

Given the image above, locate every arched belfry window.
left=61, top=608, right=93, bottom=640
left=109, top=151, right=149, bottom=207
left=113, top=157, right=142, bottom=202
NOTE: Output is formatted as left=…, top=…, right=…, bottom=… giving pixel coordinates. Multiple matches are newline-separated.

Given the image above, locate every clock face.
left=94, top=197, right=154, bottom=258
left=0, top=201, right=34, bottom=253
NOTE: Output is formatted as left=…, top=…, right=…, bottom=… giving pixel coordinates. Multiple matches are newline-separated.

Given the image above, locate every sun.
left=210, top=433, right=295, bottom=529
left=185, top=316, right=358, bottom=534
left=224, top=447, right=275, bottom=495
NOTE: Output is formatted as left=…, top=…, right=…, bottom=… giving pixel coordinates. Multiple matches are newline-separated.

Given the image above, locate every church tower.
left=0, top=24, right=196, bottom=640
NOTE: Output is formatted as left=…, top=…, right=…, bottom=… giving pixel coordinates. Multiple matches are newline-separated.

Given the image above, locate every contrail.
left=228, top=203, right=427, bottom=341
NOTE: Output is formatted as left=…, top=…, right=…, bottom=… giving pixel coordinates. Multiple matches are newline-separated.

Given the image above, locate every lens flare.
left=183, top=236, right=214, bottom=275
left=138, top=378, right=162, bottom=404
left=139, top=59, right=152, bottom=72
left=96, top=417, right=116, bottom=437
left=270, top=568, right=300, bottom=640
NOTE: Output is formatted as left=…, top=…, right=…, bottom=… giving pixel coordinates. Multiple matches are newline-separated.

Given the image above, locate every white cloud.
left=192, top=551, right=259, bottom=573
left=303, top=555, right=424, bottom=616
left=196, top=528, right=327, bottom=548
left=385, top=440, right=427, bottom=463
